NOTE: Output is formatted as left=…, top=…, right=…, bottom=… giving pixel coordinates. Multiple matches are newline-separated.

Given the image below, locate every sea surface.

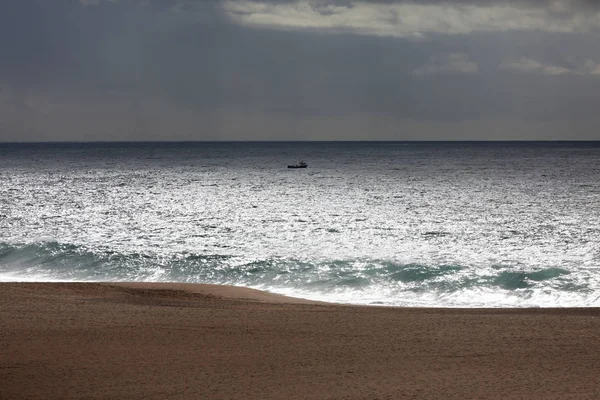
left=1, top=141, right=599, bottom=307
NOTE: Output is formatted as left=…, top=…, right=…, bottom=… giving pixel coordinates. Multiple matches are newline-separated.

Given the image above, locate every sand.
left=1, top=282, right=600, bottom=399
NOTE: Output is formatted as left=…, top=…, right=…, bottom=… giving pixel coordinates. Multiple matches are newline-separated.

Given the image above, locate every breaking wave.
left=2, top=241, right=599, bottom=308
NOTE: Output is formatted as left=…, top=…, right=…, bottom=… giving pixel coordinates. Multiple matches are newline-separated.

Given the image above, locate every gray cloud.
left=222, top=0, right=600, bottom=38
left=1, top=0, right=600, bottom=141
left=500, top=58, right=600, bottom=76
left=413, top=53, right=479, bottom=76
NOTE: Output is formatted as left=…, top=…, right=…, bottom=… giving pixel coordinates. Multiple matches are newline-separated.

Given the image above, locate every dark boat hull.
left=288, top=165, right=308, bottom=168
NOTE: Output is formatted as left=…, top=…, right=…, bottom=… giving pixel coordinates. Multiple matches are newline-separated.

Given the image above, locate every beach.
left=1, top=283, right=600, bottom=399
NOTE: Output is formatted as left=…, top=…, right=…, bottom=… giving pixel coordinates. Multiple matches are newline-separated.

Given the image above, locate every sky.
left=1, top=0, right=600, bottom=141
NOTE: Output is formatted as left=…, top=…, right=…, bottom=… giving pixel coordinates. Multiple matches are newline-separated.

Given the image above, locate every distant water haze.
left=1, top=142, right=599, bottom=307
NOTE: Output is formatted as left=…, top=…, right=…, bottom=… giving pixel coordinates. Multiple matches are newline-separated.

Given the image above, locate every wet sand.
left=1, top=282, right=600, bottom=399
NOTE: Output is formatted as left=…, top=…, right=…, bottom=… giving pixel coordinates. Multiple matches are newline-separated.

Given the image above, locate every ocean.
left=1, top=141, right=599, bottom=307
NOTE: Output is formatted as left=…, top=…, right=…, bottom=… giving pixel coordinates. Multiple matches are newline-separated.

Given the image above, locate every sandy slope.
left=1, top=282, right=600, bottom=399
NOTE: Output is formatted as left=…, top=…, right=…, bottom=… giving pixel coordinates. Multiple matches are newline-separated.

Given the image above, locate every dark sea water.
left=1, top=141, right=599, bottom=307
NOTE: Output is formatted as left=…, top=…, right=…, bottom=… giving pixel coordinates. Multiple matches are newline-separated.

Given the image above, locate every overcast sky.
left=1, top=0, right=600, bottom=141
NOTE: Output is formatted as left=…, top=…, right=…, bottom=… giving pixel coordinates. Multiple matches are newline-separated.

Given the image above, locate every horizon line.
left=2, top=139, right=600, bottom=145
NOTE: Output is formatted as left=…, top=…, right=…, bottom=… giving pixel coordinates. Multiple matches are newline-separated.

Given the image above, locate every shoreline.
left=2, top=282, right=600, bottom=399
left=2, top=279, right=598, bottom=310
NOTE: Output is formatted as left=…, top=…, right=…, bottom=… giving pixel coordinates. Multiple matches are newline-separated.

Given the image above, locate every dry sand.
left=1, top=282, right=600, bottom=399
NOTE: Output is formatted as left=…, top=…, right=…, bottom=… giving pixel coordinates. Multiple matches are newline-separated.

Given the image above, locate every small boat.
left=288, top=161, right=308, bottom=169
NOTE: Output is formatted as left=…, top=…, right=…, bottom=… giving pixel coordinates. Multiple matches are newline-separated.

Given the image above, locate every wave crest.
left=0, top=241, right=596, bottom=307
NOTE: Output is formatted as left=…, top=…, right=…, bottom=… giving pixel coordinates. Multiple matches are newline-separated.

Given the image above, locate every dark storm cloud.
left=0, top=0, right=599, bottom=141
